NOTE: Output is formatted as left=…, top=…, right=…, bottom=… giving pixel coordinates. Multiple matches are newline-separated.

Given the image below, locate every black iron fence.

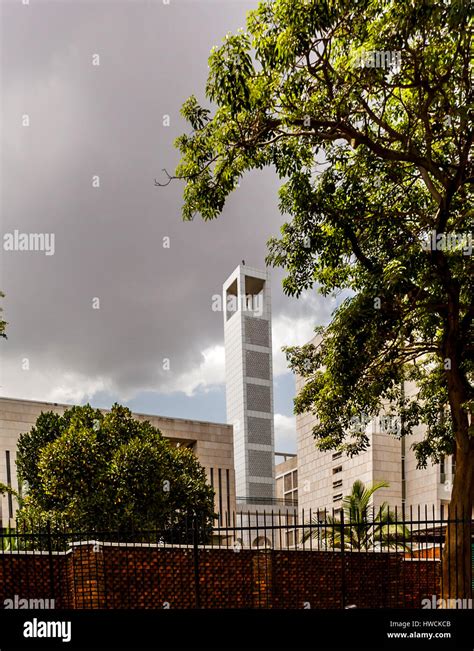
left=0, top=508, right=472, bottom=609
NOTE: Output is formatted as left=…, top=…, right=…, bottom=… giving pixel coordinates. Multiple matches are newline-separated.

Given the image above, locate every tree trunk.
left=440, top=275, right=473, bottom=605
left=442, top=439, right=473, bottom=605
left=441, top=321, right=473, bottom=605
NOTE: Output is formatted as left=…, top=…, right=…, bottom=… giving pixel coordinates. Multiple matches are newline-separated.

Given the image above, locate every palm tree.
left=302, top=480, right=411, bottom=551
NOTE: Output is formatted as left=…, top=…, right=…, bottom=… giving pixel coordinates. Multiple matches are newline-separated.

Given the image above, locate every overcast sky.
left=0, top=0, right=337, bottom=453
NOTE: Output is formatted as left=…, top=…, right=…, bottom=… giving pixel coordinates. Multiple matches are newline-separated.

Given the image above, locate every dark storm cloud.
left=0, top=0, right=328, bottom=402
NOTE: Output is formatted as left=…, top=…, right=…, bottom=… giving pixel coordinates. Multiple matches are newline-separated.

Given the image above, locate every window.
left=218, top=468, right=223, bottom=524
left=332, top=465, right=342, bottom=475
left=332, top=451, right=342, bottom=460
left=451, top=456, right=456, bottom=477
left=286, top=530, right=295, bottom=547
left=333, top=479, right=343, bottom=489
left=440, top=456, right=446, bottom=483
left=226, top=469, right=231, bottom=524
left=5, top=451, right=13, bottom=519
left=333, top=493, right=343, bottom=502
left=225, top=279, right=238, bottom=321
left=280, top=469, right=298, bottom=506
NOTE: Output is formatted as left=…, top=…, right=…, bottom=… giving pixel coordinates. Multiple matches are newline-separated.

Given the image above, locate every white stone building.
left=222, top=264, right=276, bottom=508
left=296, top=336, right=455, bottom=520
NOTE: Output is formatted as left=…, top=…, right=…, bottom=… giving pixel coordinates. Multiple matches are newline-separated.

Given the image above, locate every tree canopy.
left=169, top=0, right=473, bottom=597
left=15, top=404, right=215, bottom=539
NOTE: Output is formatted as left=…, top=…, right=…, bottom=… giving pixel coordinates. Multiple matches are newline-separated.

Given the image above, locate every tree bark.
left=442, top=438, right=473, bottom=604
left=441, top=283, right=473, bottom=604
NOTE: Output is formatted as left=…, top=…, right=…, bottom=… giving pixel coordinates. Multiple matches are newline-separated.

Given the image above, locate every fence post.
left=340, top=510, right=346, bottom=608
left=192, top=515, right=201, bottom=608
left=46, top=520, right=55, bottom=601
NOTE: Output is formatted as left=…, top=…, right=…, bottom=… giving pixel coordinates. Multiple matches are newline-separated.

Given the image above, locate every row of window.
left=209, top=467, right=232, bottom=525
left=277, top=469, right=298, bottom=506
left=332, top=453, right=343, bottom=502
left=440, top=455, right=456, bottom=483
left=283, top=469, right=298, bottom=492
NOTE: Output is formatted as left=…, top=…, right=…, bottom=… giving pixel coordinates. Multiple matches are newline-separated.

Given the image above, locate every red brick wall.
left=0, top=545, right=440, bottom=609
left=0, top=553, right=73, bottom=609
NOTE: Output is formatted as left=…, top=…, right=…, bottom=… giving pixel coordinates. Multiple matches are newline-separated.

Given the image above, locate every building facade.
left=296, top=336, right=455, bottom=519
left=0, top=397, right=236, bottom=527
left=275, top=454, right=298, bottom=507
left=223, top=264, right=276, bottom=508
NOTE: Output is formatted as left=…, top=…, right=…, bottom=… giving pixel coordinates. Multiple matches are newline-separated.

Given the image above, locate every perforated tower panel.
left=223, top=265, right=275, bottom=503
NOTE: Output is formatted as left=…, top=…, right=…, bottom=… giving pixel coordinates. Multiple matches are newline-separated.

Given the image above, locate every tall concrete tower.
left=223, top=264, right=275, bottom=506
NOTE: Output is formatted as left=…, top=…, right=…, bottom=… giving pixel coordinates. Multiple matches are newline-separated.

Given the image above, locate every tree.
left=302, top=480, right=410, bottom=551
left=15, top=404, right=215, bottom=541
left=168, top=0, right=473, bottom=599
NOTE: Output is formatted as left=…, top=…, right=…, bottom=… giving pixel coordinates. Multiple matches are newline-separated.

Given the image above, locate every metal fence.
left=0, top=508, right=472, bottom=609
